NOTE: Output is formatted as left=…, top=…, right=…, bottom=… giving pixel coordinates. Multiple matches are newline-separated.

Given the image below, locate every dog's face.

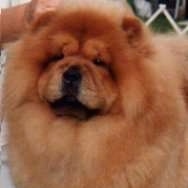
left=23, top=11, right=146, bottom=120
left=39, top=36, right=117, bottom=119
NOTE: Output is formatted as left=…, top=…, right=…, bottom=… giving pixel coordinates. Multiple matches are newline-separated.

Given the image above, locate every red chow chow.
left=3, top=0, right=188, bottom=188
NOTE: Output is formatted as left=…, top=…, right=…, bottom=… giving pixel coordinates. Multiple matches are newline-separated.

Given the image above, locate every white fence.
left=146, top=4, right=188, bottom=35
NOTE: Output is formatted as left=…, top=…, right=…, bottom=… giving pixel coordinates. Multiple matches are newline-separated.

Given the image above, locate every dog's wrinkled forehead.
left=28, top=8, right=145, bottom=65
left=31, top=10, right=120, bottom=39
left=30, top=11, right=124, bottom=61
left=52, top=33, right=111, bottom=62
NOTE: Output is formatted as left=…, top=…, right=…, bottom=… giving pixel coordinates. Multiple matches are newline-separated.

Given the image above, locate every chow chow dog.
left=2, top=0, right=188, bottom=187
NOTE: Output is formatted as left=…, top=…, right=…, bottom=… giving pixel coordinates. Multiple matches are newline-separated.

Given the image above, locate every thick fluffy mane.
left=58, top=0, right=134, bottom=24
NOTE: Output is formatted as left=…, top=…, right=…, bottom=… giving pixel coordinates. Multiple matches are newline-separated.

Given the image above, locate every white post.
left=182, top=26, right=188, bottom=35
left=146, top=4, right=166, bottom=26
left=174, top=0, right=180, bottom=19
left=145, top=4, right=186, bottom=35
left=163, top=8, right=182, bottom=34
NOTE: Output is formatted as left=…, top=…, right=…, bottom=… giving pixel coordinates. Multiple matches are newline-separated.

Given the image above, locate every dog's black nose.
left=63, top=66, right=82, bottom=95
left=63, top=66, right=82, bottom=83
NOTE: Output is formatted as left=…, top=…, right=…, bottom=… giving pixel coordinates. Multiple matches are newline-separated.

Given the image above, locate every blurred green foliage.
left=127, top=0, right=136, bottom=12
left=127, top=0, right=134, bottom=7
left=149, top=15, right=174, bottom=33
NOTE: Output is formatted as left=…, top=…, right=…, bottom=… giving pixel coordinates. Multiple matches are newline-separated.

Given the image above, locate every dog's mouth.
left=49, top=96, right=100, bottom=120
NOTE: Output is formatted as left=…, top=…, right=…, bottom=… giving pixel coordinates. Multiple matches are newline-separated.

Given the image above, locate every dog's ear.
left=122, top=17, right=144, bottom=45
left=28, top=11, right=56, bottom=32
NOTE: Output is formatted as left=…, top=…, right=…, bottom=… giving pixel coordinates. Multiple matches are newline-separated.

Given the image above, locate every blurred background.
left=0, top=0, right=29, bottom=8
left=129, top=0, right=187, bottom=19
left=128, top=0, right=188, bottom=33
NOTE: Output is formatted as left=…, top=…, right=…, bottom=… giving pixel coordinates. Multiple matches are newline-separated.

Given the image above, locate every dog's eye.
left=48, top=53, right=64, bottom=63
left=93, top=58, right=107, bottom=68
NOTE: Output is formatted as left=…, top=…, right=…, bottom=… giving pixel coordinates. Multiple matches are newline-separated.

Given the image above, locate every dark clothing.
left=186, top=1, right=188, bottom=18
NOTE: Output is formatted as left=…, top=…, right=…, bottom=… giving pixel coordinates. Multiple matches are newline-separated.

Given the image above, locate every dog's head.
left=21, top=2, right=150, bottom=120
